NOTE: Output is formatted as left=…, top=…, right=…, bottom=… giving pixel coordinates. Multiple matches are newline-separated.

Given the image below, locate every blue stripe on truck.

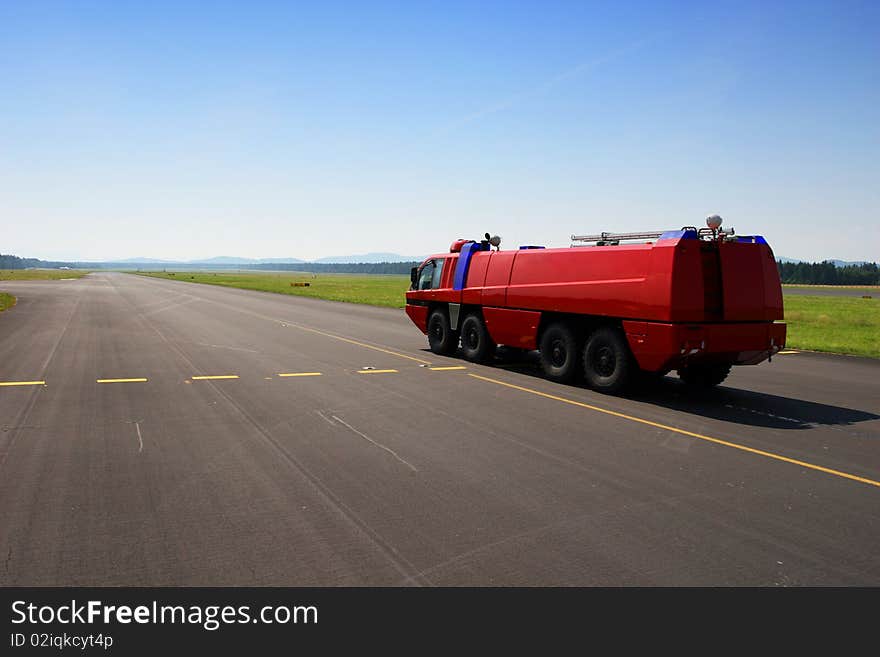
left=453, top=241, right=489, bottom=290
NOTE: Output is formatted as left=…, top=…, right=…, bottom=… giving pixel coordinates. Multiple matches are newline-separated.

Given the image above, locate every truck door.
left=414, top=257, right=451, bottom=302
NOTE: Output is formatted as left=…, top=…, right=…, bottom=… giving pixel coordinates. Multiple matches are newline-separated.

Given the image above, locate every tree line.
left=1, top=254, right=72, bottom=269
left=5, top=251, right=878, bottom=284
left=776, top=261, right=879, bottom=285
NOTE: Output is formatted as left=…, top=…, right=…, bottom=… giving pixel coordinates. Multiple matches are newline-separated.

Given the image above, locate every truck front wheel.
left=460, top=314, right=495, bottom=362
left=539, top=323, right=579, bottom=383
left=583, top=327, right=632, bottom=394
left=427, top=309, right=458, bottom=356
left=677, top=363, right=731, bottom=388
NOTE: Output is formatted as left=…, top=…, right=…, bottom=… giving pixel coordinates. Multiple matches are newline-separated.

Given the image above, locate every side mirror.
left=410, top=266, right=418, bottom=289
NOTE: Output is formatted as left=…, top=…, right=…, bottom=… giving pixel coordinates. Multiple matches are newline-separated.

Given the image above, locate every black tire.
left=427, top=309, right=458, bottom=356
left=539, top=322, right=580, bottom=383
left=582, top=326, right=633, bottom=394
left=677, top=363, right=731, bottom=388
left=459, top=314, right=495, bottom=362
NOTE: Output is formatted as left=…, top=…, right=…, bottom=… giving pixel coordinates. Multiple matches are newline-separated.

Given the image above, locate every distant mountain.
left=119, top=257, right=180, bottom=263
left=187, top=256, right=259, bottom=265
left=184, top=256, right=306, bottom=265
left=313, top=252, right=422, bottom=264
left=829, top=259, right=869, bottom=267
left=256, top=257, right=307, bottom=264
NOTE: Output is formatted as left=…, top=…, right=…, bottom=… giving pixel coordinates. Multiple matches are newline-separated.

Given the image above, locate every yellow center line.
left=97, top=378, right=148, bottom=384
left=429, top=366, right=468, bottom=371
left=0, top=381, right=45, bottom=387
left=191, top=375, right=240, bottom=380
left=283, top=322, right=432, bottom=365
left=467, top=373, right=880, bottom=489
left=278, top=372, right=323, bottom=377
left=357, top=369, right=398, bottom=374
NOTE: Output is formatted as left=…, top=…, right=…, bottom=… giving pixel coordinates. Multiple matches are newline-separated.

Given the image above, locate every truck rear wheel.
left=583, top=327, right=632, bottom=394
left=677, top=363, right=731, bottom=388
left=460, top=314, right=495, bottom=362
left=427, top=309, right=458, bottom=356
left=539, top=323, right=579, bottom=383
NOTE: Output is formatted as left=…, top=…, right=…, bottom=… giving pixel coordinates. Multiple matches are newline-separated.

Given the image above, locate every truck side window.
left=431, top=258, right=444, bottom=289
left=417, top=259, right=445, bottom=290
left=418, top=261, right=435, bottom=290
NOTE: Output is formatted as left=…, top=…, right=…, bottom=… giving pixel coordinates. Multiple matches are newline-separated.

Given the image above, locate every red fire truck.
left=405, top=217, right=785, bottom=394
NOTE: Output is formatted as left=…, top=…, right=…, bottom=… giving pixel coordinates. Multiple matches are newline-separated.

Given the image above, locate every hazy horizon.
left=3, top=2, right=878, bottom=263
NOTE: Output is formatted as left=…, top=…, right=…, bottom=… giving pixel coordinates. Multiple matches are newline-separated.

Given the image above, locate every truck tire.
left=427, top=309, right=458, bottom=356
left=583, top=326, right=632, bottom=394
left=677, top=363, right=731, bottom=388
left=460, top=314, right=495, bottom=362
left=539, top=322, right=579, bottom=383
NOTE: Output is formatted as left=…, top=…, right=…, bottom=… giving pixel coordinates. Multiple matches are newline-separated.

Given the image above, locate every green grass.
left=136, top=271, right=411, bottom=308
left=783, top=294, right=879, bottom=358
left=0, top=269, right=90, bottom=281
left=0, top=292, right=15, bottom=312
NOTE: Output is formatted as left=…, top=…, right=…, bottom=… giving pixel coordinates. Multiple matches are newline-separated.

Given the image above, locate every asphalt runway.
left=1, top=272, right=878, bottom=586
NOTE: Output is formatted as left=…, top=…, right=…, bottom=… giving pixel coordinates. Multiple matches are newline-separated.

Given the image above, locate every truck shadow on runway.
left=458, top=348, right=880, bottom=432
left=627, top=382, right=879, bottom=432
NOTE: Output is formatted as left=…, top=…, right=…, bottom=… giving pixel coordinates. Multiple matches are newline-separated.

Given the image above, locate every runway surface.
left=1, top=272, right=878, bottom=586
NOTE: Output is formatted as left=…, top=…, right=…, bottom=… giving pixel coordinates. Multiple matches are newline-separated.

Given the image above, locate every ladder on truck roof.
left=571, top=231, right=665, bottom=243
left=571, top=226, right=734, bottom=246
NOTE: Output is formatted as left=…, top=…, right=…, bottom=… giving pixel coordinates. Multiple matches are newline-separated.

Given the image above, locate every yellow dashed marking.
left=429, top=366, right=468, bottom=371
left=278, top=372, right=323, bottom=377
left=779, top=350, right=799, bottom=354
left=97, top=378, right=148, bottom=384
left=191, top=375, right=240, bottom=380
left=357, top=369, right=398, bottom=374
left=0, top=381, right=45, bottom=387
left=282, top=323, right=432, bottom=364
left=468, top=373, right=880, bottom=490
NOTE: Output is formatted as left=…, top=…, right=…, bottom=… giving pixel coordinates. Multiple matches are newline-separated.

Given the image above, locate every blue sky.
left=2, top=1, right=878, bottom=262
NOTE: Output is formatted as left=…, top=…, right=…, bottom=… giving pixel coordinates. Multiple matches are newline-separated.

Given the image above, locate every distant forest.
left=1, top=254, right=72, bottom=269
left=4, top=252, right=879, bottom=284
left=0, top=253, right=417, bottom=275
left=776, top=261, right=879, bottom=285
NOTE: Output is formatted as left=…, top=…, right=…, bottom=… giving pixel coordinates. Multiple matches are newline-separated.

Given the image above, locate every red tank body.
left=406, top=230, right=785, bottom=393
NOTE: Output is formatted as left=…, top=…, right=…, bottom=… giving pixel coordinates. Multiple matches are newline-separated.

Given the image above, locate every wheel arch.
left=536, top=312, right=622, bottom=344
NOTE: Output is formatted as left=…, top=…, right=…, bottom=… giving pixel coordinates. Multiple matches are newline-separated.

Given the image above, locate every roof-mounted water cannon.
left=451, top=233, right=501, bottom=253
left=705, top=214, right=723, bottom=240
left=571, top=215, right=738, bottom=247
left=700, top=214, right=738, bottom=241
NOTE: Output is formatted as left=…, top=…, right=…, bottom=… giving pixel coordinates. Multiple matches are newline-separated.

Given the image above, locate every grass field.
left=0, top=269, right=90, bottom=281
left=137, top=271, right=411, bottom=308
left=0, top=292, right=15, bottom=312
left=783, top=294, right=879, bottom=358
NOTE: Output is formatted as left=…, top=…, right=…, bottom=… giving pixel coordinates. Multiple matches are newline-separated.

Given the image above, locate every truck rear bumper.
left=623, top=320, right=787, bottom=373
